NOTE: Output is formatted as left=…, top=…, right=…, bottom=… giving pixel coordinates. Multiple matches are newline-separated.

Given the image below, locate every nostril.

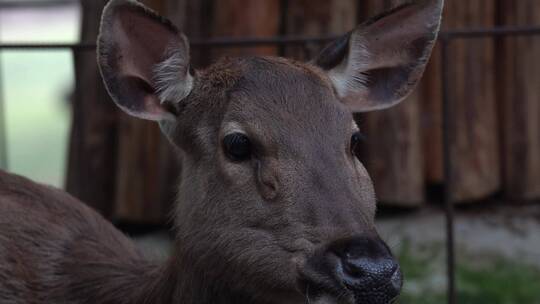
left=340, top=256, right=398, bottom=284
left=313, top=237, right=403, bottom=301
left=338, top=256, right=402, bottom=301
left=342, top=257, right=364, bottom=278
left=342, top=256, right=369, bottom=280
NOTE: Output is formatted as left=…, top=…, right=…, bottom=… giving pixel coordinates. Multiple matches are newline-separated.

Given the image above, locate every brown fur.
left=0, top=170, right=167, bottom=304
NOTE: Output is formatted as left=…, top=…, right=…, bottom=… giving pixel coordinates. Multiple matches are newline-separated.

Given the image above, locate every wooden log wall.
left=67, top=0, right=118, bottom=218
left=497, top=1, right=540, bottom=200
left=284, top=0, right=357, bottom=59
left=67, top=0, right=540, bottom=224
left=357, top=0, right=425, bottom=207
left=441, top=1, right=500, bottom=202
left=210, top=0, right=280, bottom=58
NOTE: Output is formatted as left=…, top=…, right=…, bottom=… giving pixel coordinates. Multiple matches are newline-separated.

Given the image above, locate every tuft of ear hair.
left=97, top=0, right=193, bottom=121
left=314, top=0, right=444, bottom=113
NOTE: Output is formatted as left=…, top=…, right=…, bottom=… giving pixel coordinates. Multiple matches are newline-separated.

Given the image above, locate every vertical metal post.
left=277, top=0, right=289, bottom=57
left=0, top=14, right=8, bottom=169
left=441, top=36, right=456, bottom=304
left=0, top=54, right=7, bottom=170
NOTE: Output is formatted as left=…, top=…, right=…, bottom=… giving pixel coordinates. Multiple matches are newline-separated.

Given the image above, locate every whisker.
left=305, top=284, right=312, bottom=304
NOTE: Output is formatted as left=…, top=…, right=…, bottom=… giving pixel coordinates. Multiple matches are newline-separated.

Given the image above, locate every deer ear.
left=314, top=0, right=443, bottom=112
left=98, top=0, right=193, bottom=121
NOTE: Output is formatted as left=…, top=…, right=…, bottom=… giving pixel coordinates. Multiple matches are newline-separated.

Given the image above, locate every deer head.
left=97, top=0, right=443, bottom=303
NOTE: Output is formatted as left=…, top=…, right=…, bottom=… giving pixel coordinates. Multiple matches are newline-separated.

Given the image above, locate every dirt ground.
left=377, top=203, right=540, bottom=268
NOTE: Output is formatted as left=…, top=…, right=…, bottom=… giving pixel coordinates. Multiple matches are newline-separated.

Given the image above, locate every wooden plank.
left=113, top=116, right=168, bottom=223
left=211, top=0, right=281, bottom=58
left=359, top=92, right=425, bottom=207
left=66, top=0, right=119, bottom=218
left=166, top=0, right=214, bottom=66
left=421, top=44, right=444, bottom=185
left=442, top=0, right=500, bottom=202
left=285, top=0, right=357, bottom=60
left=357, top=0, right=425, bottom=206
left=497, top=0, right=540, bottom=200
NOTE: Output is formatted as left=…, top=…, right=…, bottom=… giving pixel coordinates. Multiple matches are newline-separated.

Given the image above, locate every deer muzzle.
left=300, top=236, right=402, bottom=304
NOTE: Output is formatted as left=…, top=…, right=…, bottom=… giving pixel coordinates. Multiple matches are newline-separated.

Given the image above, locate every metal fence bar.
left=0, top=26, right=539, bottom=50
left=0, top=51, right=7, bottom=170
left=0, top=43, right=96, bottom=50
left=0, top=36, right=336, bottom=50
left=277, top=0, right=289, bottom=57
left=441, top=26, right=540, bottom=39
left=440, top=36, right=456, bottom=304
left=0, top=9, right=7, bottom=169
left=0, top=0, right=78, bottom=9
left=0, top=25, right=539, bottom=51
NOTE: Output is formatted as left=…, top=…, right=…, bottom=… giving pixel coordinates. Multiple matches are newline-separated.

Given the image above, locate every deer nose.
left=332, top=237, right=402, bottom=301
left=302, top=236, right=402, bottom=303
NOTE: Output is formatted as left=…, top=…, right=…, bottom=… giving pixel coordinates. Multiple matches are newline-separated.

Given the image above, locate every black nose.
left=333, top=237, right=402, bottom=302
left=303, top=236, right=402, bottom=303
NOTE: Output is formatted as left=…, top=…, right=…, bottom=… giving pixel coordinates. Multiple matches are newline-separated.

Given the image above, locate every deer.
left=0, top=0, right=443, bottom=303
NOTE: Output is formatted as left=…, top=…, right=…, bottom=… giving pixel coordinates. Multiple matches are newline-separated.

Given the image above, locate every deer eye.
left=350, top=131, right=364, bottom=157
left=223, top=133, right=252, bottom=162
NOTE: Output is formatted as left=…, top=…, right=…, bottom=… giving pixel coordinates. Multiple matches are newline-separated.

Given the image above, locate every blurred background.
left=0, top=0, right=539, bottom=303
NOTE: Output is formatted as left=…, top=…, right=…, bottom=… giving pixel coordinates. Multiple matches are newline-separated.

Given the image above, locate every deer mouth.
left=298, top=265, right=402, bottom=304
left=302, top=286, right=401, bottom=304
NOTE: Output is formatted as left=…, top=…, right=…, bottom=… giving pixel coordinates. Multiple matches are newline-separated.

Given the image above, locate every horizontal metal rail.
left=0, top=0, right=77, bottom=9
left=0, top=36, right=334, bottom=50
left=1, top=26, right=540, bottom=51
left=440, top=26, right=540, bottom=39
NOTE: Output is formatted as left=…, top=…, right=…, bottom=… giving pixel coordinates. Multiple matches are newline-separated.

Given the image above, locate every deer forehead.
left=196, top=56, right=351, bottom=130
left=197, top=56, right=335, bottom=100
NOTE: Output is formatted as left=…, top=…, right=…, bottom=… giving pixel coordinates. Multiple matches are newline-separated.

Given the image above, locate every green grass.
left=457, top=260, right=540, bottom=304
left=397, top=243, right=540, bottom=304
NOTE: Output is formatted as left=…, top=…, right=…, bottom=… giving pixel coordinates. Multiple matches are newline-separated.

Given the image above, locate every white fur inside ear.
left=327, top=33, right=371, bottom=100
left=153, top=44, right=193, bottom=104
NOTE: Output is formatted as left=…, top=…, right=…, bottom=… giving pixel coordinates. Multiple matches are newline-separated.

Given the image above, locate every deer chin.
left=303, top=284, right=400, bottom=304
left=308, top=294, right=392, bottom=304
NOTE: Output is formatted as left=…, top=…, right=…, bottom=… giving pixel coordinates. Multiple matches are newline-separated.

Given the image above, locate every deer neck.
left=161, top=246, right=264, bottom=304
